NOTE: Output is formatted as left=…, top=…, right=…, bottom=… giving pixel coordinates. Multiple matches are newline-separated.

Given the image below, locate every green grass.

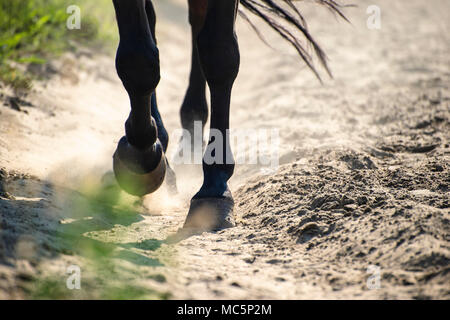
left=0, top=0, right=118, bottom=92
left=24, top=175, right=173, bottom=300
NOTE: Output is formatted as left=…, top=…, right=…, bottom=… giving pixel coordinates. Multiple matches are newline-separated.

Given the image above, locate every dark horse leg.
left=180, top=1, right=208, bottom=140
left=112, top=0, right=174, bottom=196
left=182, top=0, right=240, bottom=232
left=145, top=1, right=177, bottom=192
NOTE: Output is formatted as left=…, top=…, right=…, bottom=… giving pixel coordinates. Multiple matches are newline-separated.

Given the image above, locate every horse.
left=110, top=0, right=347, bottom=235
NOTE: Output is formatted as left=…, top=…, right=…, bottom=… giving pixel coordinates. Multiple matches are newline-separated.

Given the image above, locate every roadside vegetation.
left=0, top=0, right=117, bottom=92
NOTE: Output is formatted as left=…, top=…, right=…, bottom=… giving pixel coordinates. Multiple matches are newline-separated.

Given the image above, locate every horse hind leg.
left=145, top=0, right=177, bottom=193
left=112, top=0, right=166, bottom=196
left=180, top=0, right=209, bottom=140
left=174, top=0, right=209, bottom=168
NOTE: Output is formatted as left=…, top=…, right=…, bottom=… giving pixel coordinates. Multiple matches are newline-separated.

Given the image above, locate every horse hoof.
left=183, top=195, right=235, bottom=232
left=165, top=196, right=234, bottom=243
left=113, top=136, right=166, bottom=197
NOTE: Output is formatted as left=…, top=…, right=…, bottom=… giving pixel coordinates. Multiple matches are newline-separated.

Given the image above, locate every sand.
left=0, top=0, right=448, bottom=299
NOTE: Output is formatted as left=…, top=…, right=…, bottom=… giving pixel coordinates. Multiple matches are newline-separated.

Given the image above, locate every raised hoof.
left=113, top=137, right=166, bottom=197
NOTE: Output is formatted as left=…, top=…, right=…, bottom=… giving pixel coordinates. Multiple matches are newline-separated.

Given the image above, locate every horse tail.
left=238, top=0, right=350, bottom=82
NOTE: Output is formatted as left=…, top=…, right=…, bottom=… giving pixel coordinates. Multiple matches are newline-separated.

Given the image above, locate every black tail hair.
left=238, top=0, right=351, bottom=82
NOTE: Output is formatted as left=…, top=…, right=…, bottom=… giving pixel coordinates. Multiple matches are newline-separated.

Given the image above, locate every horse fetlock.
left=180, top=99, right=208, bottom=133
left=204, top=162, right=234, bottom=180
left=194, top=162, right=234, bottom=198
left=125, top=115, right=157, bottom=149
left=194, top=175, right=233, bottom=199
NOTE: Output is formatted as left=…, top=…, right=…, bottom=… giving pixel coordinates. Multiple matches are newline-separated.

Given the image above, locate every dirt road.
left=0, top=0, right=449, bottom=299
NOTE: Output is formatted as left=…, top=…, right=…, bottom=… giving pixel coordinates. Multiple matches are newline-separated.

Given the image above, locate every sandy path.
left=0, top=0, right=449, bottom=299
